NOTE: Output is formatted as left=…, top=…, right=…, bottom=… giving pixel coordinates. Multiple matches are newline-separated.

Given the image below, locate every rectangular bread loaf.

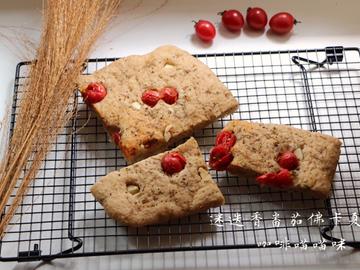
left=79, top=45, right=238, bottom=163
left=91, top=137, right=225, bottom=227
left=222, top=120, right=341, bottom=198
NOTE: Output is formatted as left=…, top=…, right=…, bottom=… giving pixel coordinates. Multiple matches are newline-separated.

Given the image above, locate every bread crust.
left=91, top=137, right=225, bottom=227
left=79, top=45, right=238, bottom=163
left=224, top=120, right=341, bottom=198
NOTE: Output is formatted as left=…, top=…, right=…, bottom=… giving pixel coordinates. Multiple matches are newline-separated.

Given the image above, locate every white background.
left=0, top=0, right=360, bottom=269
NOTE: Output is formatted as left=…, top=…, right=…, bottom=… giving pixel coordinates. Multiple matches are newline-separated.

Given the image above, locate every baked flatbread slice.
left=91, top=137, right=225, bottom=227
left=216, top=120, right=341, bottom=198
left=79, top=45, right=238, bottom=163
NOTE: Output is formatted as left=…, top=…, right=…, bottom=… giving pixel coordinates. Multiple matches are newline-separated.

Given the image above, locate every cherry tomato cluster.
left=256, top=168, right=293, bottom=189
left=194, top=8, right=299, bottom=42
left=256, top=150, right=300, bottom=189
left=209, top=130, right=237, bottom=171
left=141, top=87, right=179, bottom=107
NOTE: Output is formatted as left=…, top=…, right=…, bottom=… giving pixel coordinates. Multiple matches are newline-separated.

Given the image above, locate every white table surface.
left=1, top=0, right=360, bottom=269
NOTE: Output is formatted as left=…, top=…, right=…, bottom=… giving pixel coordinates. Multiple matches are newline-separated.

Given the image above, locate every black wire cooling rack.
left=1, top=46, right=360, bottom=262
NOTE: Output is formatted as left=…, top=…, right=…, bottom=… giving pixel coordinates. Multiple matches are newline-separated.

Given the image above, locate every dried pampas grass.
left=0, top=0, right=121, bottom=236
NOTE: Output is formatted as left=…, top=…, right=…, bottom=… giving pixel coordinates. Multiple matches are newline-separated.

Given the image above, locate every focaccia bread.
left=79, top=45, right=238, bottom=163
left=210, top=120, right=341, bottom=198
left=91, top=137, right=225, bottom=227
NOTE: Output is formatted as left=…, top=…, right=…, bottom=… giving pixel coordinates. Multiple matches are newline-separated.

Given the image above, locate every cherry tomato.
left=256, top=169, right=293, bottom=188
left=215, top=130, right=236, bottom=149
left=161, top=152, right=187, bottom=175
left=277, top=151, right=299, bottom=170
left=141, top=89, right=161, bottom=107
left=160, top=87, right=178, bottom=105
left=256, top=172, right=277, bottom=185
left=269, top=12, right=298, bottom=34
left=219, top=9, right=244, bottom=31
left=209, top=144, right=234, bottom=171
left=246, top=7, right=268, bottom=30
left=274, top=168, right=293, bottom=188
left=194, top=20, right=216, bottom=42
left=112, top=131, right=121, bottom=146
left=82, top=82, right=107, bottom=104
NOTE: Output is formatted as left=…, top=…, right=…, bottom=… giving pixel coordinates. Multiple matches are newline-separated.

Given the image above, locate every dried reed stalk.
left=0, top=0, right=121, bottom=237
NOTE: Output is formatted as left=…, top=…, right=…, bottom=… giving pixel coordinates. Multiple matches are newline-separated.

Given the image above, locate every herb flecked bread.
left=222, top=120, right=341, bottom=198
left=79, top=45, right=238, bottom=163
left=91, top=137, right=225, bottom=227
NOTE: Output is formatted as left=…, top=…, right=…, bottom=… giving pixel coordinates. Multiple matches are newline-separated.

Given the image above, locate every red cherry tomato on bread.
left=256, top=172, right=277, bottom=185
left=141, top=89, right=161, bottom=107
left=256, top=168, right=293, bottom=189
left=269, top=12, right=298, bottom=34
left=277, top=151, right=299, bottom=170
left=160, top=87, right=178, bottom=105
left=215, top=130, right=236, bottom=149
left=275, top=168, right=293, bottom=188
left=161, top=152, right=187, bottom=175
left=82, top=82, right=107, bottom=104
left=209, top=144, right=234, bottom=171
left=219, top=9, right=244, bottom=31
left=112, top=131, right=121, bottom=146
left=246, top=7, right=268, bottom=30
left=194, top=20, right=216, bottom=42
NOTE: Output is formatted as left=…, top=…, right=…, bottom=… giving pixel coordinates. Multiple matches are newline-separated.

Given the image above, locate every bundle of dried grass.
left=0, top=0, right=121, bottom=236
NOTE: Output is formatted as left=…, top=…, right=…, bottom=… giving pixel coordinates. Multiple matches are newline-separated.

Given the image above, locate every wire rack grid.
left=0, top=46, right=360, bottom=262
